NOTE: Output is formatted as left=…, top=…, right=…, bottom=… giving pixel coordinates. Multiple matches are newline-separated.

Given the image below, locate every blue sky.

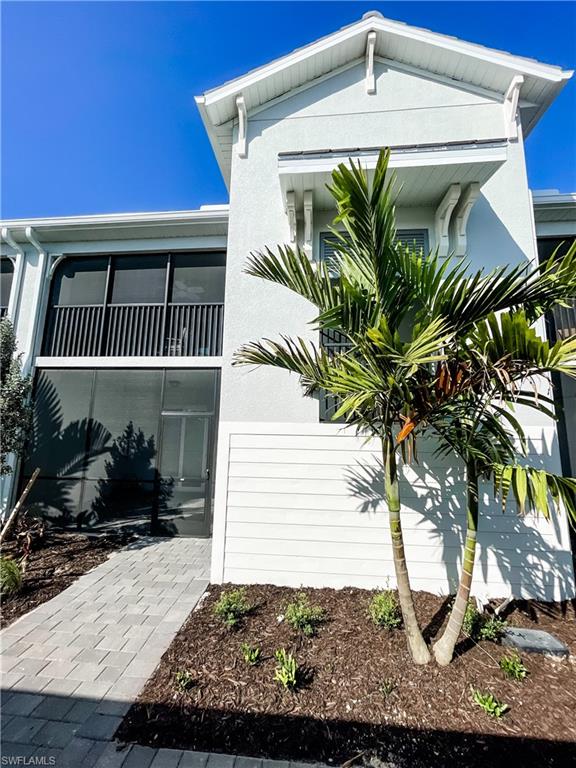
left=2, top=1, right=575, bottom=219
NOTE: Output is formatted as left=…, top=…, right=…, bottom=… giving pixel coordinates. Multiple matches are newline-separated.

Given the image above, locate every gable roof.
left=195, top=10, right=573, bottom=187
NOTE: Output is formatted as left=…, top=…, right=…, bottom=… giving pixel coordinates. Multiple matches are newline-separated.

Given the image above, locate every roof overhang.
left=196, top=11, right=572, bottom=188
left=279, top=140, right=508, bottom=209
left=0, top=206, right=230, bottom=247
left=532, top=191, right=576, bottom=224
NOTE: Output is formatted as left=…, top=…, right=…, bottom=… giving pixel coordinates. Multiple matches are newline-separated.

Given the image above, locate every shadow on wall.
left=466, top=194, right=530, bottom=271
left=345, top=438, right=575, bottom=601
left=22, top=378, right=176, bottom=536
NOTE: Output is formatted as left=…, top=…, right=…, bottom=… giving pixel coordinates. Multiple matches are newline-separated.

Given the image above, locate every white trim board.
left=34, top=356, right=224, bottom=369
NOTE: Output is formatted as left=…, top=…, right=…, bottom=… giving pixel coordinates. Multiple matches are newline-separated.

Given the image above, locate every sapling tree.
left=0, top=318, right=32, bottom=476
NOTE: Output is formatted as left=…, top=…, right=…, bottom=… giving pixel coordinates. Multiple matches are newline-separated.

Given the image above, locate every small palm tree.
left=425, top=311, right=576, bottom=665
left=234, top=150, right=576, bottom=666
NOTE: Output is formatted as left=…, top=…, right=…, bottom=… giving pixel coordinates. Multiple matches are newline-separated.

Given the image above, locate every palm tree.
left=234, top=149, right=576, bottom=666
left=424, top=310, right=576, bottom=665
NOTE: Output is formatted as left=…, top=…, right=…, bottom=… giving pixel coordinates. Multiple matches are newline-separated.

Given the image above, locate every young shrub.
left=369, top=590, right=402, bottom=630
left=499, top=652, right=528, bottom=681
left=213, top=587, right=251, bottom=628
left=174, top=670, right=195, bottom=692
left=285, top=592, right=325, bottom=637
left=462, top=603, right=506, bottom=642
left=240, top=642, right=261, bottom=666
left=462, top=601, right=482, bottom=638
left=380, top=678, right=396, bottom=698
left=478, top=615, right=508, bottom=642
left=0, top=557, right=22, bottom=597
left=472, top=688, right=509, bottom=718
left=273, top=648, right=298, bottom=690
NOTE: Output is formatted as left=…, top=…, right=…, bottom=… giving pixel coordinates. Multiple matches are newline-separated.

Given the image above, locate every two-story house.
left=1, top=12, right=575, bottom=601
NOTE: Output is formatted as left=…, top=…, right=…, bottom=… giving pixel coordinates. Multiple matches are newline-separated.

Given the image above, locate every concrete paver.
left=0, top=537, right=325, bottom=767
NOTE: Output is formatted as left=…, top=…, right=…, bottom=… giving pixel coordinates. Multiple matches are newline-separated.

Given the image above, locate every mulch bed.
left=0, top=532, right=127, bottom=629
left=117, top=584, right=576, bottom=767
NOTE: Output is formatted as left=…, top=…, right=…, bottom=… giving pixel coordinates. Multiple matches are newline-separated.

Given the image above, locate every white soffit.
left=278, top=140, right=508, bottom=209
left=0, top=207, right=230, bottom=245
left=195, top=12, right=573, bottom=187
left=532, top=191, right=576, bottom=223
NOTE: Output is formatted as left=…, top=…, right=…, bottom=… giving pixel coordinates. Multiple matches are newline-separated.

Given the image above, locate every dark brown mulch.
left=0, top=532, right=127, bottom=629
left=117, top=584, right=576, bottom=767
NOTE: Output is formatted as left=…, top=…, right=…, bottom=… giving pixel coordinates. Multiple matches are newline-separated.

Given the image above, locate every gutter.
left=22, top=227, right=48, bottom=375
left=1, top=227, right=25, bottom=327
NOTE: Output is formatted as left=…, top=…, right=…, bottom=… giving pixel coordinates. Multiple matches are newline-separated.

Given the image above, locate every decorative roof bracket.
left=435, top=184, right=461, bottom=257
left=365, top=31, right=377, bottom=94
left=451, top=182, right=480, bottom=257
left=286, top=191, right=297, bottom=243
left=236, top=94, right=247, bottom=157
left=503, top=75, right=524, bottom=139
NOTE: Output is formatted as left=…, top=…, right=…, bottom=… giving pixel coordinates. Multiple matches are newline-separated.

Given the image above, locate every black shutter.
left=319, top=229, right=429, bottom=272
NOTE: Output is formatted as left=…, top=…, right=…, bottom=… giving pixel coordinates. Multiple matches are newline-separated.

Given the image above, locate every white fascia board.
left=200, top=15, right=571, bottom=114
left=278, top=142, right=508, bottom=176
left=195, top=95, right=233, bottom=189
left=532, top=192, right=576, bottom=206
left=0, top=207, right=230, bottom=232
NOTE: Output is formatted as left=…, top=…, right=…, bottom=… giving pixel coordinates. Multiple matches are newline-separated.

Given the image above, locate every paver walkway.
left=1, top=537, right=211, bottom=766
left=1, top=537, right=320, bottom=768
left=0, top=538, right=318, bottom=768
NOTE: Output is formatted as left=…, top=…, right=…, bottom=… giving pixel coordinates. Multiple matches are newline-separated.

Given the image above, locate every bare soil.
left=0, top=532, right=126, bottom=629
left=116, top=584, right=576, bottom=767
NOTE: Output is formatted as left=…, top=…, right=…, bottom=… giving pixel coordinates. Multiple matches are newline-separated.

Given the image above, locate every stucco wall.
left=216, top=60, right=575, bottom=599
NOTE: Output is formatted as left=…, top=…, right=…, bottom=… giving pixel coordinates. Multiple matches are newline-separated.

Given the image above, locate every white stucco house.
left=1, top=12, right=575, bottom=601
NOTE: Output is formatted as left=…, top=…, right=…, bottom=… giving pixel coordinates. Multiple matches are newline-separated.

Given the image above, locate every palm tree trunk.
left=433, top=460, right=479, bottom=666
left=383, top=433, right=430, bottom=665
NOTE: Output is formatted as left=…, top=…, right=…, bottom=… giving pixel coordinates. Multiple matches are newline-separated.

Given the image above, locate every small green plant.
left=462, top=602, right=507, bottom=642
left=478, top=615, right=508, bottom=642
left=368, top=590, right=401, bottom=630
left=285, top=592, right=325, bottom=636
left=273, top=648, right=298, bottom=690
left=380, top=678, right=396, bottom=698
left=174, top=670, right=195, bottom=692
left=213, top=587, right=251, bottom=628
left=499, top=652, right=528, bottom=681
left=0, top=557, right=22, bottom=597
left=472, top=689, right=509, bottom=718
left=462, top=602, right=482, bottom=638
left=240, top=642, right=261, bottom=666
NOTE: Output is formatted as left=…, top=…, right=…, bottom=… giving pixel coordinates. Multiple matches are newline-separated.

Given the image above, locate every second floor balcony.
left=42, top=252, right=225, bottom=358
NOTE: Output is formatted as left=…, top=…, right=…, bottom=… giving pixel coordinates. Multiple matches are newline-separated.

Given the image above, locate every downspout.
left=22, top=226, right=48, bottom=375
left=2, top=228, right=48, bottom=514
left=1, top=227, right=25, bottom=327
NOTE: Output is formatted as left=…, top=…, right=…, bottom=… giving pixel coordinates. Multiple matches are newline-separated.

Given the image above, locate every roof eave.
left=195, top=96, right=232, bottom=189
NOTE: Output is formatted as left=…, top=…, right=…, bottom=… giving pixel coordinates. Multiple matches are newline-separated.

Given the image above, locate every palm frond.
left=494, top=464, right=576, bottom=525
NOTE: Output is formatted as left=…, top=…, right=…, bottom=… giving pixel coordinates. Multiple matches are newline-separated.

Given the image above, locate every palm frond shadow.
left=22, top=376, right=175, bottom=535
left=344, top=436, right=574, bottom=606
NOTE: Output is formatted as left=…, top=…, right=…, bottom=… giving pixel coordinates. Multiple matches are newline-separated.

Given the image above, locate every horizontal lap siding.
left=217, top=427, right=575, bottom=600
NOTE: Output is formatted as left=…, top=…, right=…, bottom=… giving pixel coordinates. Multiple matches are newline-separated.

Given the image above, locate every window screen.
left=111, top=255, right=167, bottom=304
left=0, top=258, right=14, bottom=310
left=51, top=257, right=108, bottom=306
left=319, top=229, right=429, bottom=273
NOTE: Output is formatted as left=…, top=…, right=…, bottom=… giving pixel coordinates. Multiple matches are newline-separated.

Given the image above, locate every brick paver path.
left=1, top=537, right=320, bottom=768
left=1, top=537, right=211, bottom=766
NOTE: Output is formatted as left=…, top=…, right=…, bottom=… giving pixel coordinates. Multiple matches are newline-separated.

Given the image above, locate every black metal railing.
left=43, top=302, right=224, bottom=357
left=320, top=329, right=351, bottom=422
left=553, top=299, right=576, bottom=340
